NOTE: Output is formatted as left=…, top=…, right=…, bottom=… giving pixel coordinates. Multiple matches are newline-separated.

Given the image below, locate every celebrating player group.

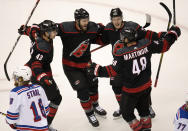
left=4, top=1, right=182, bottom=130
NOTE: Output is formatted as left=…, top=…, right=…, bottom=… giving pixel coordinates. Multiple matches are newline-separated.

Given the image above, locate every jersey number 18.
left=30, top=98, right=46, bottom=122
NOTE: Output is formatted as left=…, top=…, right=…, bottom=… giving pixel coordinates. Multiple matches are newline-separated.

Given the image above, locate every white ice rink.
left=0, top=0, right=188, bottom=130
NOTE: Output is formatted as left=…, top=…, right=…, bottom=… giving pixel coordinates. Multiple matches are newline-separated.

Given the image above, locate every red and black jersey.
left=57, top=21, right=104, bottom=68
left=101, top=21, right=165, bottom=51
left=96, top=33, right=177, bottom=93
left=26, top=37, right=54, bottom=78
left=23, top=25, right=54, bottom=79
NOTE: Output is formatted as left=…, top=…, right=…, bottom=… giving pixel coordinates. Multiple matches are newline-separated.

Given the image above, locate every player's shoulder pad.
left=124, top=21, right=140, bottom=31
left=179, top=105, right=188, bottom=119
left=113, top=39, right=150, bottom=56
left=87, top=21, right=98, bottom=32
left=11, top=85, right=29, bottom=95
left=35, top=37, right=52, bottom=53
left=61, top=21, right=78, bottom=33
left=105, top=22, right=114, bottom=30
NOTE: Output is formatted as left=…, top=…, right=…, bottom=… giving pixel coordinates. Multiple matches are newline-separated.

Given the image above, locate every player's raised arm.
left=18, top=24, right=40, bottom=42
left=149, top=25, right=181, bottom=53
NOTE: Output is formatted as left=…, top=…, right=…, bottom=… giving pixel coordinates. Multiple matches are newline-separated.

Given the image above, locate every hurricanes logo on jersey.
left=70, top=39, right=90, bottom=58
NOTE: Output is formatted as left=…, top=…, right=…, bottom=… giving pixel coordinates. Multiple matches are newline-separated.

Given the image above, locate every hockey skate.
left=93, top=105, right=107, bottom=118
left=48, top=125, right=58, bottom=131
left=87, top=114, right=99, bottom=127
left=149, top=106, right=156, bottom=118
left=113, top=109, right=122, bottom=120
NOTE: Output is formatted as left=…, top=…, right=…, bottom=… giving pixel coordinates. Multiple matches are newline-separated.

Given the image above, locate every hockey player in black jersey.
left=88, top=25, right=181, bottom=130
left=56, top=8, right=106, bottom=127
left=18, top=20, right=62, bottom=131
left=101, top=8, right=165, bottom=118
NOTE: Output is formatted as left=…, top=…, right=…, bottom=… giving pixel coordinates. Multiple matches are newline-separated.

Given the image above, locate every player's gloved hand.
left=158, top=31, right=167, bottom=39
left=18, top=25, right=27, bottom=35
left=168, top=25, right=181, bottom=40
left=37, top=73, right=56, bottom=88
left=6, top=121, right=17, bottom=129
left=9, top=124, right=17, bottom=129
left=87, top=62, right=101, bottom=76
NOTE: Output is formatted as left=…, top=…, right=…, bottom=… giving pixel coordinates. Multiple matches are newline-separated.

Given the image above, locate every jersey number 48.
left=132, top=57, right=147, bottom=75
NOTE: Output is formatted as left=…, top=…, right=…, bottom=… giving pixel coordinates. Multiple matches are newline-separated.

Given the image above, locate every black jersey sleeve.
left=56, top=23, right=64, bottom=36
left=136, top=25, right=166, bottom=41
left=30, top=45, right=51, bottom=81
left=97, top=56, right=123, bottom=77
left=92, top=23, right=106, bottom=45
left=149, top=32, right=177, bottom=54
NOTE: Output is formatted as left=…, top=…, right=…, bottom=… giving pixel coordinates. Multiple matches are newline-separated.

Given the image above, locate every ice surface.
left=0, top=0, right=188, bottom=130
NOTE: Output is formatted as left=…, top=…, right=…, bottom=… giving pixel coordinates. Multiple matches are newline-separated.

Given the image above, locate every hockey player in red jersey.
left=88, top=25, right=181, bottom=130
left=101, top=8, right=165, bottom=118
left=18, top=20, right=62, bottom=131
left=56, top=8, right=106, bottom=127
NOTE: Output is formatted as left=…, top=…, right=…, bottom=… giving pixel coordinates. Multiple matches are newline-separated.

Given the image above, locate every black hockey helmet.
left=39, top=20, right=57, bottom=33
left=74, top=8, right=89, bottom=20
left=110, top=8, right=123, bottom=18
left=120, top=26, right=138, bottom=43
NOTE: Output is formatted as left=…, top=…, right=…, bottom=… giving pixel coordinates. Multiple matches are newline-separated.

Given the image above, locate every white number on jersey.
left=132, top=57, right=147, bottom=75
left=36, top=54, right=43, bottom=60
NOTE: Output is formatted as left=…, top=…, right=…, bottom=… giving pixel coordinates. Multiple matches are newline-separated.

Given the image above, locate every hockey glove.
left=6, top=121, right=16, bottom=129
left=168, top=25, right=181, bottom=40
left=9, top=124, right=17, bottom=129
left=87, top=63, right=101, bottom=76
left=158, top=31, right=167, bottom=39
left=37, top=73, right=55, bottom=88
left=18, top=25, right=28, bottom=35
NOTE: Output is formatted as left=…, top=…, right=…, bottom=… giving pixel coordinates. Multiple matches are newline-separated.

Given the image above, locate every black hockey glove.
left=37, top=73, right=56, bottom=89
left=18, top=25, right=28, bottom=35
left=158, top=31, right=167, bottom=39
left=167, top=25, right=181, bottom=40
left=87, top=63, right=101, bottom=76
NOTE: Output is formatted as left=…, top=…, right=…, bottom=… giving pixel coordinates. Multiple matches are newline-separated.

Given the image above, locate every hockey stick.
left=154, top=2, right=172, bottom=87
left=90, top=13, right=151, bottom=53
left=4, top=0, right=40, bottom=81
left=0, top=112, right=6, bottom=116
left=173, top=0, right=176, bottom=25
left=143, top=14, right=151, bottom=28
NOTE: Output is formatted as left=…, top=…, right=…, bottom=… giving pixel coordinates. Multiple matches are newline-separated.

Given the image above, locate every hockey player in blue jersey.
left=174, top=96, right=188, bottom=131
left=6, top=66, right=50, bottom=131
